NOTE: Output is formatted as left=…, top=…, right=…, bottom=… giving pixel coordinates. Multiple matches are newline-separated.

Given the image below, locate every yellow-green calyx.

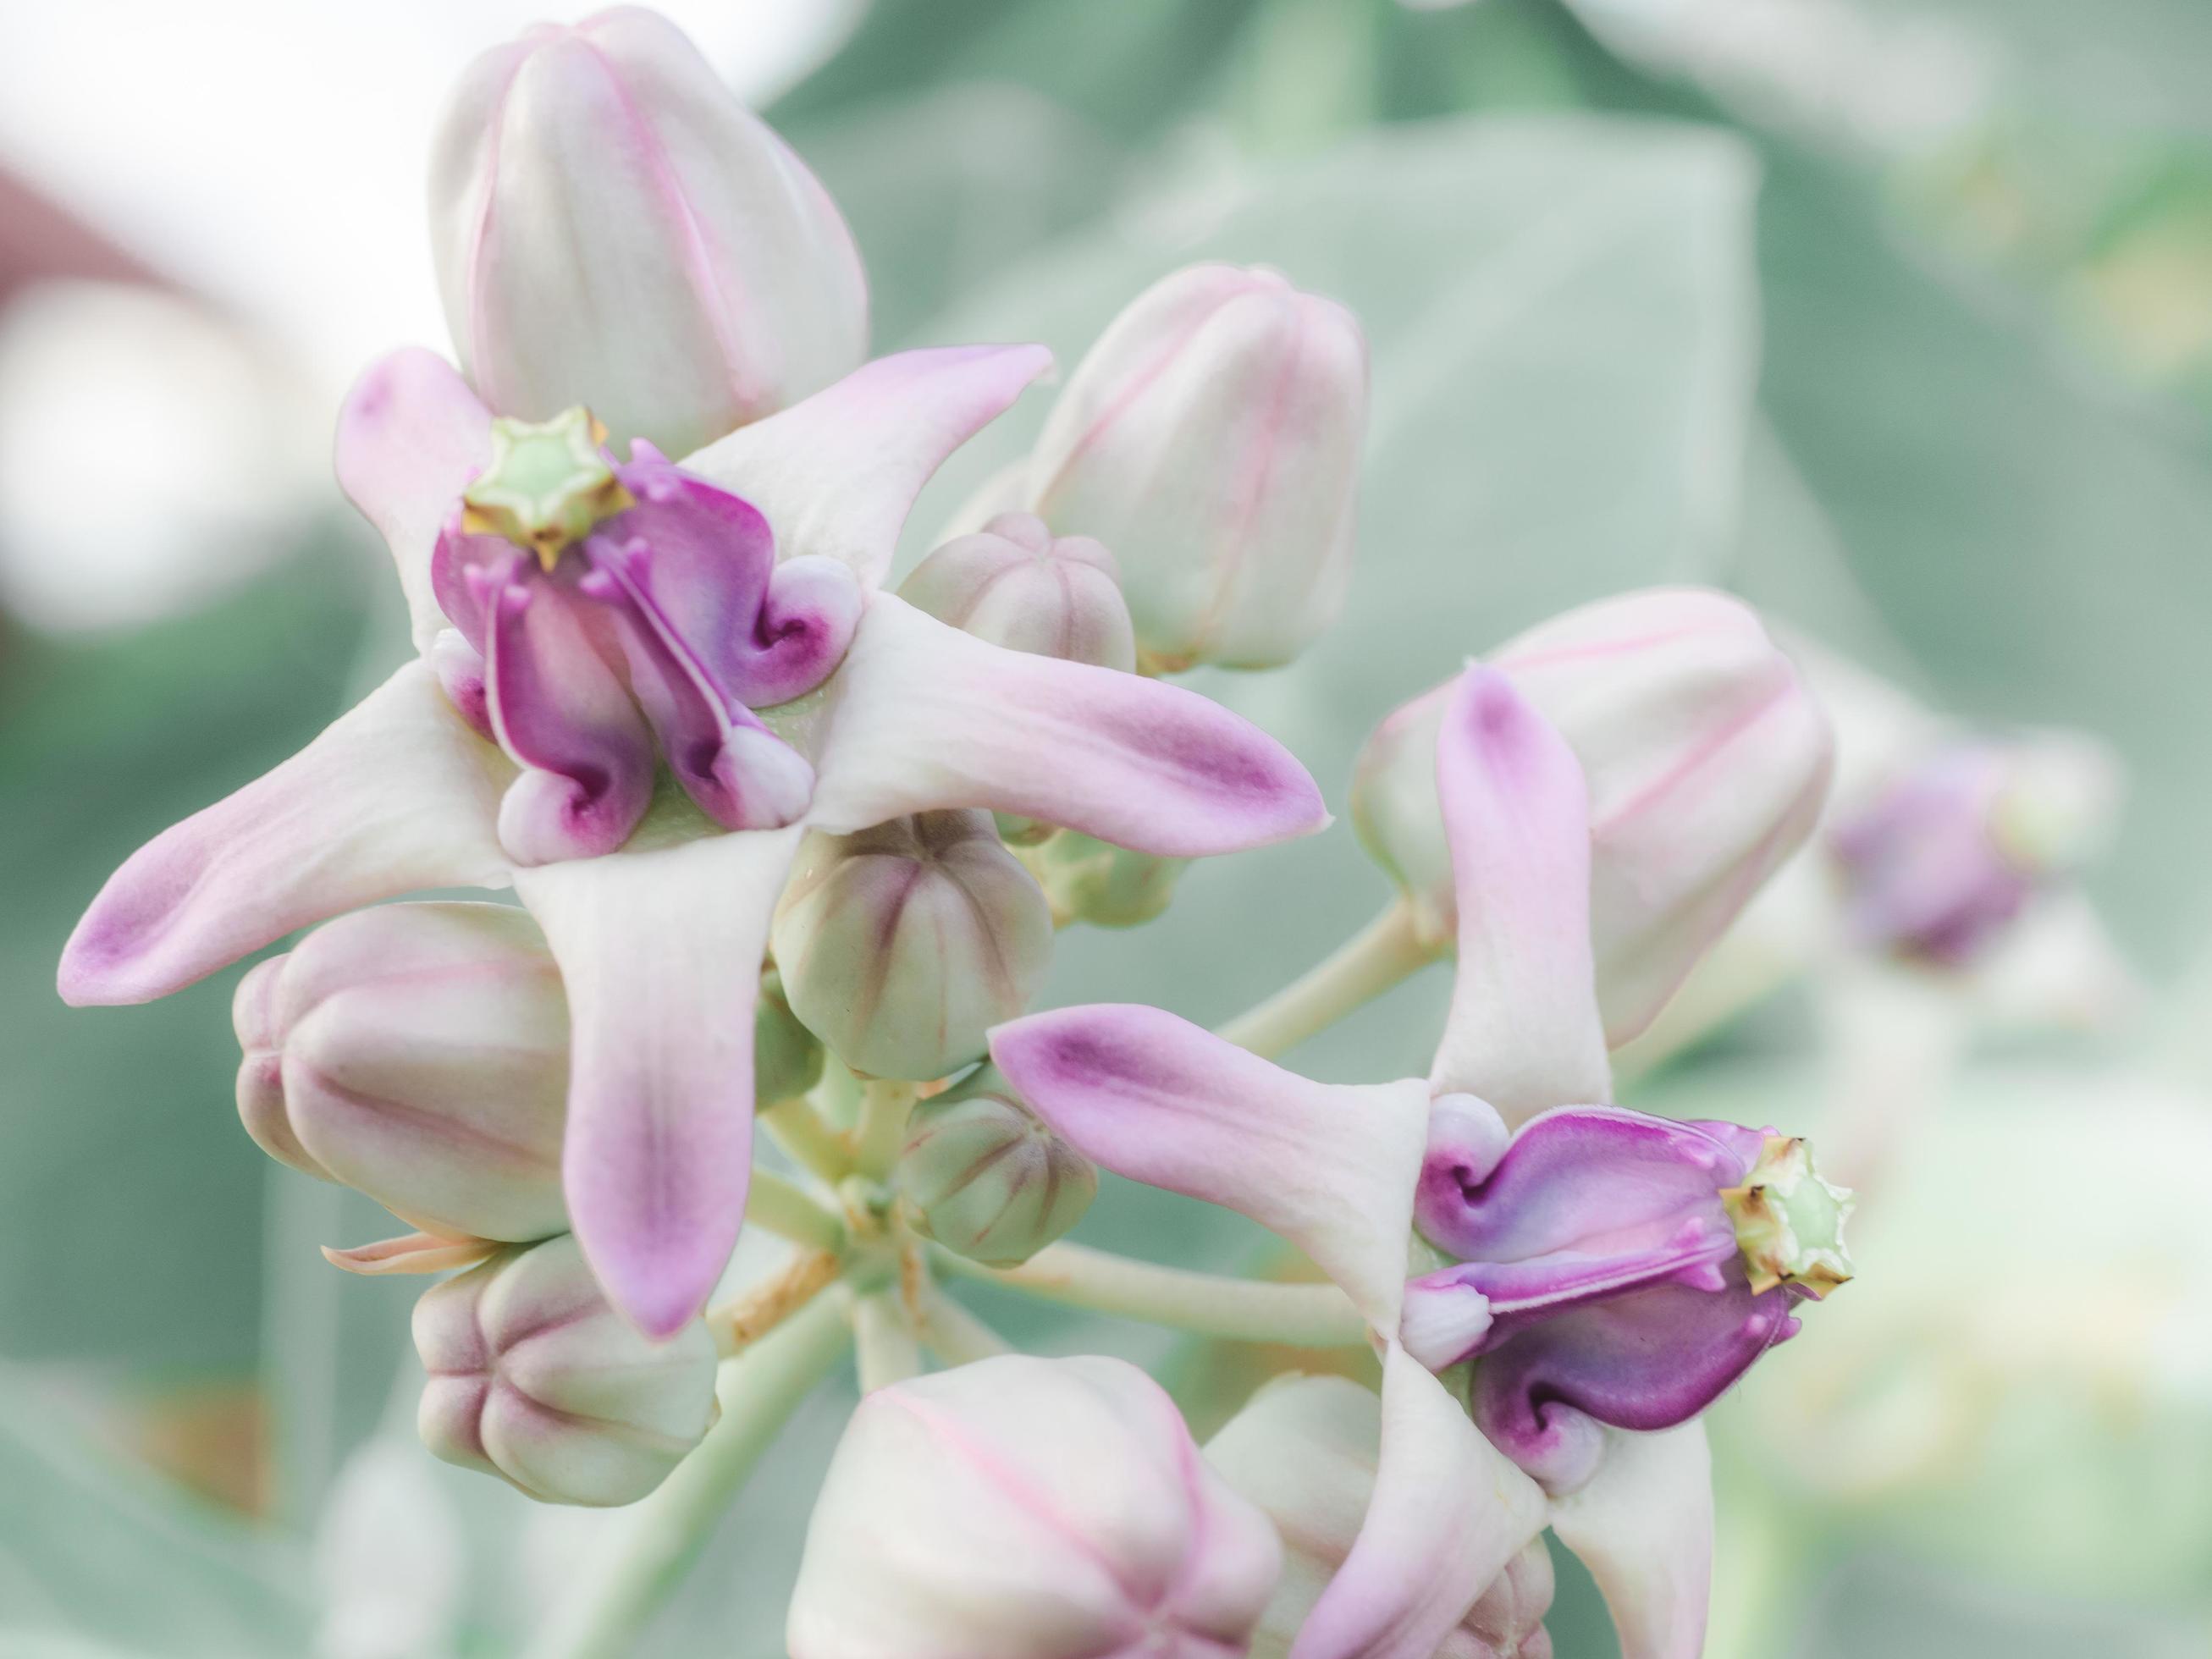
left=1720, top=1135, right=1855, bottom=1299
left=461, top=406, right=633, bottom=570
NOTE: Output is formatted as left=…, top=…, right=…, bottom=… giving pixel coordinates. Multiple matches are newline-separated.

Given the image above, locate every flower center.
left=1719, top=1135, right=1854, bottom=1298
left=461, top=406, right=636, bottom=571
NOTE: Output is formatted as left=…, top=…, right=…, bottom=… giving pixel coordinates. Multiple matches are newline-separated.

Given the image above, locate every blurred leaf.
left=0, top=533, right=372, bottom=1374
left=0, top=1366, right=309, bottom=1656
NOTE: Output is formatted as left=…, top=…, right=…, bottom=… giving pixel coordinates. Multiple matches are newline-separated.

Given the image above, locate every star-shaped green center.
left=1721, top=1135, right=1855, bottom=1300
left=461, top=406, right=635, bottom=571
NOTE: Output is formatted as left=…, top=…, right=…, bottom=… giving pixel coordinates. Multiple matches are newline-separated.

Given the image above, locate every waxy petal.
left=1470, top=1277, right=1798, bottom=1491
left=1428, top=666, right=1611, bottom=1125
left=484, top=577, right=659, bottom=864
left=515, top=825, right=803, bottom=1337
left=682, top=344, right=1054, bottom=587
left=990, top=1005, right=1424, bottom=1328
left=808, top=594, right=1327, bottom=857
left=1546, top=1424, right=1713, bottom=1659
left=1290, top=1348, right=1548, bottom=1659
left=59, top=661, right=510, bottom=1006
left=334, top=349, right=494, bottom=653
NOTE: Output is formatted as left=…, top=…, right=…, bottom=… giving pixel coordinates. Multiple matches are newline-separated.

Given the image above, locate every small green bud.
left=1018, top=830, right=1187, bottom=929
left=753, top=968, right=825, bottom=1105
left=900, top=1071, right=1096, bottom=1268
left=1721, top=1135, right=1855, bottom=1299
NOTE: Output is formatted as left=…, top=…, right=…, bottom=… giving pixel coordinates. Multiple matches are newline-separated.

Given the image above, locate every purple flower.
left=992, top=662, right=1845, bottom=1659
left=58, top=342, right=1327, bottom=1342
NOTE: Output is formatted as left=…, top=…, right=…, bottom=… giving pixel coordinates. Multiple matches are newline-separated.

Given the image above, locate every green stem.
left=852, top=1289, right=923, bottom=1392
left=743, top=1171, right=847, bottom=1254
left=916, top=1286, right=1014, bottom=1365
left=528, top=1288, right=853, bottom=1659
left=760, top=1096, right=852, bottom=1186
left=1214, top=901, right=1436, bottom=1060
left=936, top=1241, right=1370, bottom=1348
left=853, top=1078, right=916, bottom=1181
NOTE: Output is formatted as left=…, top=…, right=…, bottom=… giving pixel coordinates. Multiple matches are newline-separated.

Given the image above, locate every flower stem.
left=935, top=1241, right=1370, bottom=1348
left=916, top=1286, right=1014, bottom=1365
left=853, top=1078, right=917, bottom=1181
left=530, top=1287, right=853, bottom=1659
left=1214, top=901, right=1436, bottom=1060
left=760, top=1096, right=852, bottom=1186
left=705, top=1249, right=842, bottom=1359
left=852, top=1289, right=923, bottom=1392
left=743, top=1171, right=847, bottom=1254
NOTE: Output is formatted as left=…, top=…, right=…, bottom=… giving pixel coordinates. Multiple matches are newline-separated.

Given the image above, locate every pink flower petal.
left=1546, top=1423, right=1713, bottom=1659
left=682, top=344, right=1054, bottom=588
left=334, top=348, right=494, bottom=653
left=1289, top=1348, right=1547, bottom=1659
left=989, top=1004, right=1424, bottom=1328
left=809, top=595, right=1327, bottom=858
left=59, top=661, right=511, bottom=1006
left=515, top=825, right=803, bottom=1337
left=1428, top=665, right=1611, bottom=1124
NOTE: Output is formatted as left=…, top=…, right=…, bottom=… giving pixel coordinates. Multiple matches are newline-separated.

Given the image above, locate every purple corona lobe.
left=431, top=428, right=858, bottom=863
left=1404, top=1098, right=1809, bottom=1485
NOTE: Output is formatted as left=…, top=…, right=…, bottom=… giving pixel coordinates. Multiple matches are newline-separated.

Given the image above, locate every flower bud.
left=900, top=1070, right=1096, bottom=1267
left=899, top=512, right=1137, bottom=673
left=754, top=968, right=825, bottom=1106
left=771, top=811, right=1053, bottom=1080
left=1018, top=829, right=1188, bottom=929
left=1828, top=736, right=2119, bottom=967
left=429, top=8, right=868, bottom=457
left=789, top=1354, right=1280, bottom=1658
left=1352, top=589, right=1833, bottom=1044
left=1023, top=263, right=1367, bottom=673
left=1206, top=1373, right=1556, bottom=1658
left=414, top=1234, right=718, bottom=1507
left=232, top=902, right=568, bottom=1243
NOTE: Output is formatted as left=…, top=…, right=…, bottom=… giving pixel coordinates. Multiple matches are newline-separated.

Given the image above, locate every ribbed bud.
left=900, top=1070, right=1097, bottom=1267
left=429, top=8, right=868, bottom=456
left=899, top=512, right=1137, bottom=673
left=231, top=902, right=567, bottom=1243
left=1351, top=589, right=1833, bottom=1044
left=1206, top=1374, right=1555, bottom=1658
left=789, top=1355, right=1280, bottom=1658
left=413, top=1235, right=718, bottom=1507
left=772, top=811, right=1053, bottom=1080
left=754, top=968, right=825, bottom=1105
left=1023, top=263, right=1367, bottom=673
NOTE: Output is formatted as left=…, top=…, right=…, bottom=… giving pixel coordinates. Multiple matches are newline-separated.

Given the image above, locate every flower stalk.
left=1214, top=900, right=1434, bottom=1060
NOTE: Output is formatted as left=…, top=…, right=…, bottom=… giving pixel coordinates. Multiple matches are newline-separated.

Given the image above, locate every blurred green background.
left=5, top=0, right=2212, bottom=1653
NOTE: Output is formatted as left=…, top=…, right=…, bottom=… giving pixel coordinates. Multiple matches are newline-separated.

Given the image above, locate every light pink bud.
left=1205, top=1374, right=1555, bottom=1658
left=789, top=1354, right=1280, bottom=1658
left=900, top=511, right=1138, bottom=673
left=1351, top=589, right=1833, bottom=1044
left=771, top=811, right=1053, bottom=1081
left=1023, top=263, right=1367, bottom=673
left=429, top=8, right=868, bottom=456
left=414, top=1234, right=718, bottom=1507
left=232, top=903, right=568, bottom=1243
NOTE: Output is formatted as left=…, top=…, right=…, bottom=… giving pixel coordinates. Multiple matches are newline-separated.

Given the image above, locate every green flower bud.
left=772, top=811, right=1053, bottom=1081
left=1018, top=830, right=1188, bottom=930
left=754, top=968, right=825, bottom=1105
left=901, top=1071, right=1096, bottom=1267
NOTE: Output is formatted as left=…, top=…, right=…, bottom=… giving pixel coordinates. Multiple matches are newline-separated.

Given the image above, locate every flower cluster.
left=57, top=10, right=1852, bottom=1656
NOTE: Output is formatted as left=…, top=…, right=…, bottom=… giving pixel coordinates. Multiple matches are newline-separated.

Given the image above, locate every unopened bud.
left=1018, top=829, right=1188, bottom=929
left=414, top=1234, right=718, bottom=1507
left=772, top=811, right=1052, bottom=1080
left=1023, top=263, right=1367, bottom=673
left=1206, top=1373, right=1555, bottom=1658
left=754, top=968, right=825, bottom=1105
left=232, top=903, right=567, bottom=1243
left=1352, top=589, right=1833, bottom=1044
left=900, top=1070, right=1096, bottom=1267
left=789, top=1354, right=1279, bottom=1658
left=899, top=512, right=1137, bottom=673
left=429, top=8, right=867, bottom=456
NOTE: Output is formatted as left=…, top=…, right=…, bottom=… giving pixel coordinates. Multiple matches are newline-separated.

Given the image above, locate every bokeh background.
left=5, top=1, right=2212, bottom=1654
